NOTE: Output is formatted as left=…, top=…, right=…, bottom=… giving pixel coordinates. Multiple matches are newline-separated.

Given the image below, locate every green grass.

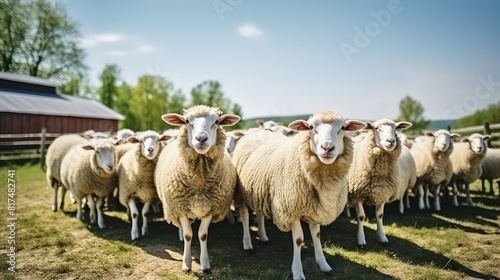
left=0, top=163, right=499, bottom=279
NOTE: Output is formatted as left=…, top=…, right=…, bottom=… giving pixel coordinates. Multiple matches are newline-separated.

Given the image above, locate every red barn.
left=0, top=72, right=124, bottom=134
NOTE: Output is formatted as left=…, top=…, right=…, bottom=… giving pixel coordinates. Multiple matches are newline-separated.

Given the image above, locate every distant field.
left=0, top=164, right=498, bottom=279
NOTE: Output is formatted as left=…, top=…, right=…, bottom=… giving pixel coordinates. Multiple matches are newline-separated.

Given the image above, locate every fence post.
left=484, top=122, right=492, bottom=148
left=40, top=127, right=46, bottom=170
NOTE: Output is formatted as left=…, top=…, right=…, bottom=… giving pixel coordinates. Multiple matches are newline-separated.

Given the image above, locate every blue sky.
left=64, top=0, right=500, bottom=121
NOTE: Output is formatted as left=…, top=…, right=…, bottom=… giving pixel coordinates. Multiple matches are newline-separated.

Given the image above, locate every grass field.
left=0, top=163, right=499, bottom=279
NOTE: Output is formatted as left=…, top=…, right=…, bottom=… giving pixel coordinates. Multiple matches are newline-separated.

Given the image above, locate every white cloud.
left=238, top=24, right=263, bottom=38
left=78, top=33, right=127, bottom=48
left=107, top=50, right=128, bottom=57
left=138, top=44, right=155, bottom=53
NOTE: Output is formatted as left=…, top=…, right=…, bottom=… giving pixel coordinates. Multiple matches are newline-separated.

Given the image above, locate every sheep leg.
left=398, top=198, right=404, bottom=214
left=96, top=196, right=106, bottom=229
left=75, top=197, right=83, bottom=221
left=424, top=184, right=431, bottom=210
left=433, top=184, right=441, bottom=211
left=87, top=194, right=97, bottom=224
left=354, top=202, right=367, bottom=248
left=128, top=198, right=140, bottom=240
left=178, top=228, right=184, bottom=242
left=291, top=220, right=306, bottom=280
left=375, top=204, right=389, bottom=244
left=70, top=192, right=77, bottom=204
left=417, top=183, right=425, bottom=210
left=141, top=200, right=151, bottom=236
left=226, top=206, right=236, bottom=224
left=481, top=179, right=486, bottom=193
left=198, top=215, right=212, bottom=273
left=488, top=179, right=494, bottom=195
left=239, top=204, right=253, bottom=251
left=405, top=191, right=411, bottom=210
left=59, top=186, right=67, bottom=211
left=179, top=216, right=193, bottom=272
left=345, top=206, right=351, bottom=218
left=452, top=181, right=459, bottom=207
left=52, top=182, right=58, bottom=211
left=465, top=183, right=475, bottom=207
left=308, top=223, right=332, bottom=273
left=257, top=214, right=269, bottom=241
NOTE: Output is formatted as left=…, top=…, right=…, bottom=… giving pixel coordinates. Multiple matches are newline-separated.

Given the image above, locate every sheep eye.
left=337, top=128, right=342, bottom=135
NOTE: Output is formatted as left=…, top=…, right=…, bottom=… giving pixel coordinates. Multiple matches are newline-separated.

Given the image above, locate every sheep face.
left=82, top=141, right=116, bottom=174
left=463, top=133, right=491, bottom=154
left=366, top=119, right=412, bottom=152
left=425, top=130, right=460, bottom=152
left=289, top=116, right=366, bottom=164
left=128, top=132, right=172, bottom=160
left=161, top=106, right=240, bottom=155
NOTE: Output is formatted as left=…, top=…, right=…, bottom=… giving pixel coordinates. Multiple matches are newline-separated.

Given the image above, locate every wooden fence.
left=449, top=122, right=500, bottom=147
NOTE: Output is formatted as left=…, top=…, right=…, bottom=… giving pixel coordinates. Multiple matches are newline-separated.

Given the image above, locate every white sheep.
left=118, top=130, right=171, bottom=240
left=450, top=133, right=491, bottom=207
left=256, top=119, right=280, bottom=129
left=409, top=130, right=460, bottom=211
left=60, top=138, right=117, bottom=228
left=480, top=148, right=500, bottom=195
left=233, top=110, right=366, bottom=280
left=45, top=134, right=90, bottom=211
left=224, top=130, right=246, bottom=155
left=395, top=145, right=417, bottom=214
left=116, top=128, right=135, bottom=144
left=347, top=118, right=412, bottom=248
left=155, top=105, right=240, bottom=273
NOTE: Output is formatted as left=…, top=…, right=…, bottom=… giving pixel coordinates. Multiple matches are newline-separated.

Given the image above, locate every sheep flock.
left=45, top=105, right=498, bottom=280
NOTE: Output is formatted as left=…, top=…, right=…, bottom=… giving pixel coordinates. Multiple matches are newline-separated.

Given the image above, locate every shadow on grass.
left=336, top=195, right=500, bottom=280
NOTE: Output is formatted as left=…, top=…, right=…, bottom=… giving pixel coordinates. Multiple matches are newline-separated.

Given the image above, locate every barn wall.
left=0, top=112, right=118, bottom=134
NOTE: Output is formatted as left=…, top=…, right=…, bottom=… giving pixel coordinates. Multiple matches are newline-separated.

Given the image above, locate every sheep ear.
left=256, top=120, right=264, bottom=127
left=288, top=120, right=309, bottom=131
left=233, top=131, right=246, bottom=139
left=344, top=120, right=366, bottom=132
left=461, top=138, right=470, bottom=143
left=218, top=114, right=241, bottom=126
left=365, top=122, right=375, bottom=130
left=450, top=133, right=461, bottom=139
left=424, top=131, right=435, bottom=137
left=82, top=145, right=94, bottom=150
left=162, top=113, right=186, bottom=126
left=159, top=134, right=173, bottom=142
left=116, top=139, right=126, bottom=145
left=396, top=122, right=412, bottom=131
left=483, top=134, right=492, bottom=141
left=127, top=136, right=140, bottom=144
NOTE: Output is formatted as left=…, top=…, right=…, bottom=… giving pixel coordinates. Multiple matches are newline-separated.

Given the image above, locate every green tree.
left=0, top=0, right=87, bottom=82
left=57, top=73, right=95, bottom=99
left=115, top=82, right=140, bottom=130
left=98, top=64, right=120, bottom=108
left=397, top=95, right=430, bottom=134
left=454, top=101, right=500, bottom=128
left=189, top=80, right=244, bottom=128
left=131, top=75, right=172, bottom=131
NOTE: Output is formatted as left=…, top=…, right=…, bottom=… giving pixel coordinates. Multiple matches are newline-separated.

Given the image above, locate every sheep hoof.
left=322, top=270, right=334, bottom=276
left=202, top=269, right=212, bottom=274
left=378, top=241, right=389, bottom=247
left=245, top=248, right=254, bottom=254
left=357, top=244, right=366, bottom=250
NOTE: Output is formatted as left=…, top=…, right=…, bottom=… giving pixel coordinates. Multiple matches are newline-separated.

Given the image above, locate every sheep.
left=409, top=130, right=460, bottom=211
left=60, top=138, right=117, bottom=228
left=347, top=118, right=412, bottom=248
left=118, top=130, right=171, bottom=240
left=268, top=124, right=298, bottom=136
left=224, top=130, right=246, bottom=155
left=395, top=145, right=417, bottom=214
left=397, top=132, right=414, bottom=148
left=155, top=105, right=240, bottom=273
left=116, top=128, right=135, bottom=144
left=256, top=119, right=280, bottom=129
left=480, top=148, right=500, bottom=195
left=233, top=110, right=366, bottom=280
left=45, top=134, right=91, bottom=211
left=450, top=133, right=491, bottom=207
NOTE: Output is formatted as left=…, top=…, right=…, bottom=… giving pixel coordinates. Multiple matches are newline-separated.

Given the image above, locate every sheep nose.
left=387, top=138, right=396, bottom=144
left=321, top=141, right=334, bottom=152
left=147, top=147, right=154, bottom=152
left=196, top=133, right=208, bottom=143
left=107, top=164, right=113, bottom=170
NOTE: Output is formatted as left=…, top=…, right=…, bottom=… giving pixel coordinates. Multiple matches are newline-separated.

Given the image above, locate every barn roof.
left=0, top=72, right=125, bottom=120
